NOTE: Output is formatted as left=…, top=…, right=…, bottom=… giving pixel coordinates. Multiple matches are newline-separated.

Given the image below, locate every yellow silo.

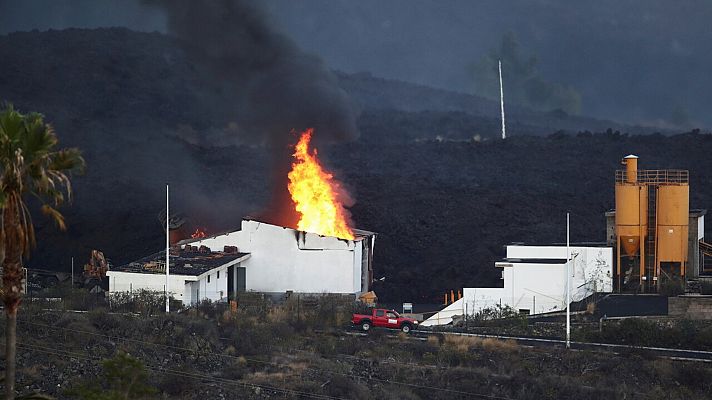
left=615, top=155, right=648, bottom=288
left=613, top=156, right=690, bottom=292
left=656, top=182, right=689, bottom=280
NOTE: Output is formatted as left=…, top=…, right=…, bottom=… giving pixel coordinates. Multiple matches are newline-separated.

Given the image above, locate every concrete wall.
left=688, top=215, right=705, bottom=279
left=107, top=219, right=372, bottom=306
left=106, top=271, right=195, bottom=302
left=188, top=220, right=369, bottom=295
left=422, top=245, right=613, bottom=326
left=190, top=265, right=230, bottom=303
left=669, top=296, right=712, bottom=320
left=508, top=245, right=613, bottom=305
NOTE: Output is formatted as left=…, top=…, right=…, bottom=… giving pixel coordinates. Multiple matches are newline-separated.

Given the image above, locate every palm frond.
left=49, top=148, right=85, bottom=173
left=40, top=204, right=66, bottom=231
left=20, top=116, right=56, bottom=162
left=0, top=104, right=82, bottom=259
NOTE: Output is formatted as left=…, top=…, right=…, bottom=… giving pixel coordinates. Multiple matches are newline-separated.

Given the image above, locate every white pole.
left=165, top=184, right=170, bottom=313
left=566, top=212, right=571, bottom=349
left=499, top=59, right=506, bottom=140
left=71, top=257, right=74, bottom=289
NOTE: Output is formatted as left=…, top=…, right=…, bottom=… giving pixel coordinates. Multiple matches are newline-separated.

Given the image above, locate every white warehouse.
left=107, top=219, right=376, bottom=305
left=422, top=244, right=613, bottom=326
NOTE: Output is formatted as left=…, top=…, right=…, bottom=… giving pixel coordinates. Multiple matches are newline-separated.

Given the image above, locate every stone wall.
left=669, top=296, right=712, bottom=319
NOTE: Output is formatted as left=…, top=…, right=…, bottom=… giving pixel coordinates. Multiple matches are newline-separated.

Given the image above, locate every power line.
left=12, top=341, right=347, bottom=400
left=21, top=313, right=672, bottom=399
left=17, top=318, right=517, bottom=400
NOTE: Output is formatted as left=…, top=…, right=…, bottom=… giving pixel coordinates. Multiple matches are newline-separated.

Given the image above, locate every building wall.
left=422, top=245, right=613, bottom=326
left=605, top=212, right=616, bottom=246
left=669, top=296, right=712, bottom=320
left=689, top=216, right=701, bottom=279
left=106, top=271, right=195, bottom=302
left=189, top=220, right=369, bottom=295
left=505, top=246, right=612, bottom=311
left=191, top=265, right=230, bottom=303
left=699, top=215, right=705, bottom=240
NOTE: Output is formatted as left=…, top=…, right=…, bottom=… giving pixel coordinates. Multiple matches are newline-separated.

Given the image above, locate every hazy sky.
left=2, top=0, right=711, bottom=128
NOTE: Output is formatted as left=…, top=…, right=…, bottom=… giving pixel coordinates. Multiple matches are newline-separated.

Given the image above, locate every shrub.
left=659, top=279, right=684, bottom=297
left=700, top=280, right=712, bottom=295
left=156, top=368, right=195, bottom=396
left=88, top=308, right=121, bottom=331
left=325, top=376, right=372, bottom=400
left=220, top=318, right=275, bottom=355
left=471, top=304, right=529, bottom=331
left=66, top=352, right=157, bottom=399
left=107, top=290, right=174, bottom=316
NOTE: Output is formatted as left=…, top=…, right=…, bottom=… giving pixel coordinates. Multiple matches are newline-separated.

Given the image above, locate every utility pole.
left=165, top=184, right=170, bottom=313
left=499, top=59, right=506, bottom=140
left=566, top=212, right=571, bottom=349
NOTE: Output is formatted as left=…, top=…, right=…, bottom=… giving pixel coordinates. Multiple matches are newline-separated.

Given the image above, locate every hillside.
left=1, top=28, right=711, bottom=302
left=4, top=304, right=712, bottom=399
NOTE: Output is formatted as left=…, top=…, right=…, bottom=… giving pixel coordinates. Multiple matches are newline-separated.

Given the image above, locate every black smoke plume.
left=148, top=0, right=360, bottom=226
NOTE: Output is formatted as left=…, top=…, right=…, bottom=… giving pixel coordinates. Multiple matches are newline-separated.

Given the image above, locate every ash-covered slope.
left=337, top=71, right=662, bottom=138
left=0, top=28, right=710, bottom=302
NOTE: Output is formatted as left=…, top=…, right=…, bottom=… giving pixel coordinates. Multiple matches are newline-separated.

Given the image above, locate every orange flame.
left=191, top=228, right=207, bottom=239
left=288, top=129, right=354, bottom=240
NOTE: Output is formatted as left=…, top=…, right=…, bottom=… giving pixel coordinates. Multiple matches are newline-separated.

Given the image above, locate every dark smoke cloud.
left=147, top=0, right=360, bottom=226
left=148, top=0, right=359, bottom=146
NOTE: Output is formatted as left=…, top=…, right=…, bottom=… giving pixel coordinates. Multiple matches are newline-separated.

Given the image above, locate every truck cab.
left=351, top=308, right=419, bottom=333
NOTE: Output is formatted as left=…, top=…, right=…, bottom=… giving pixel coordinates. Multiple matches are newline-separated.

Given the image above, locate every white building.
left=422, top=244, right=613, bottom=326
left=107, top=219, right=376, bottom=305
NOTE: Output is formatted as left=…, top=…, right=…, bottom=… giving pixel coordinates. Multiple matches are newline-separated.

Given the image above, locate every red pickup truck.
left=351, top=308, right=419, bottom=333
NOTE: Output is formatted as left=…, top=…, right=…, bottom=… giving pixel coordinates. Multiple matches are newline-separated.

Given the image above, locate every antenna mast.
left=499, top=60, right=506, bottom=140
left=165, top=184, right=170, bottom=313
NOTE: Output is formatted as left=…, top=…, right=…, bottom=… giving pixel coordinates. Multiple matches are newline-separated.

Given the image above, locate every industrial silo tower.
left=615, top=155, right=689, bottom=292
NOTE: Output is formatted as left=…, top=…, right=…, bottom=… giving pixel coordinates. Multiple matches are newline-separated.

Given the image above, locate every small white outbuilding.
left=421, top=244, right=613, bottom=326
left=107, top=219, right=376, bottom=305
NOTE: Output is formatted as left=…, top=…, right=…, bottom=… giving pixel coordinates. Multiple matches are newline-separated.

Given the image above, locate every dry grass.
left=480, top=338, right=519, bottom=352
left=288, top=361, right=310, bottom=374
left=437, top=334, right=519, bottom=354
left=21, top=364, right=42, bottom=379
left=586, top=302, right=596, bottom=314
left=427, top=335, right=441, bottom=347
left=246, top=371, right=289, bottom=382
left=224, top=345, right=236, bottom=355
left=220, top=309, right=233, bottom=323
left=266, top=306, right=289, bottom=323
left=444, top=335, right=482, bottom=352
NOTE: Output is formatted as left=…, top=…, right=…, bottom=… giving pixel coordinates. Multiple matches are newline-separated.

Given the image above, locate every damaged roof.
left=177, top=218, right=377, bottom=247
left=113, top=249, right=250, bottom=276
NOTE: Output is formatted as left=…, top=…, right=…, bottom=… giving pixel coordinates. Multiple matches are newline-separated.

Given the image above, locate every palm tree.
left=0, top=104, right=84, bottom=400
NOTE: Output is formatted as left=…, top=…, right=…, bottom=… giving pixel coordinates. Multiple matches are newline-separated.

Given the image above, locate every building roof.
left=177, top=218, right=377, bottom=246
left=507, top=242, right=610, bottom=248
left=113, top=249, right=250, bottom=276
left=499, top=258, right=568, bottom=265
left=606, top=209, right=707, bottom=217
